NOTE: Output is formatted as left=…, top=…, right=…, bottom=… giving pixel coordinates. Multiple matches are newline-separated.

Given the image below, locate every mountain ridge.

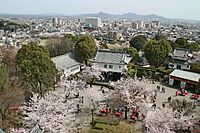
left=0, top=12, right=199, bottom=24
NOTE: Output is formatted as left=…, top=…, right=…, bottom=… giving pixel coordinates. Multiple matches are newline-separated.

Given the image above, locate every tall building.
left=132, top=22, right=139, bottom=29
left=52, top=18, right=58, bottom=27
left=135, top=20, right=144, bottom=28
left=58, top=19, right=63, bottom=26
left=151, top=21, right=160, bottom=28
left=85, top=17, right=102, bottom=28
left=144, top=23, right=151, bottom=29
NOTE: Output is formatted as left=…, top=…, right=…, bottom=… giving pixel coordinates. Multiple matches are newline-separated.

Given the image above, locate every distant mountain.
left=0, top=12, right=199, bottom=24
left=36, top=12, right=66, bottom=16
left=72, top=12, right=200, bottom=24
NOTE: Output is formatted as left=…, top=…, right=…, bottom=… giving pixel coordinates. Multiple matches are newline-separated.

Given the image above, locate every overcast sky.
left=0, top=0, right=199, bottom=20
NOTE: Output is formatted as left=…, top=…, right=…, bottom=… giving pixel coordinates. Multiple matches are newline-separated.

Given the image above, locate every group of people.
left=98, top=106, right=146, bottom=121
left=157, top=86, right=165, bottom=93
left=130, top=106, right=145, bottom=121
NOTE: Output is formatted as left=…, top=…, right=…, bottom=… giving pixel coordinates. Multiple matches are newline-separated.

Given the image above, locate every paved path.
left=155, top=85, right=200, bottom=119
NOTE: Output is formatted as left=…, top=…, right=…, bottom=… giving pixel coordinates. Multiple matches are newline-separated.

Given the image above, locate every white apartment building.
left=151, top=21, right=160, bottom=28
left=135, top=20, right=144, bottom=28
left=85, top=17, right=102, bottom=28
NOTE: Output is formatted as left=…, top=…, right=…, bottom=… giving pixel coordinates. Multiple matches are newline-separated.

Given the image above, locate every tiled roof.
left=174, top=48, right=188, bottom=57
left=91, top=50, right=132, bottom=65
left=170, top=69, right=200, bottom=82
left=171, top=48, right=189, bottom=61
left=51, top=53, right=80, bottom=71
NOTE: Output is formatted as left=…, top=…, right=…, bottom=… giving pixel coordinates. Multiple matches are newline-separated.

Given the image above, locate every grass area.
left=85, top=121, right=134, bottom=133
left=84, top=117, right=134, bottom=133
left=94, top=116, right=120, bottom=126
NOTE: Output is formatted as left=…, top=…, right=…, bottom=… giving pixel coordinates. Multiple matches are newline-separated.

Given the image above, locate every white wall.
left=173, top=63, right=190, bottom=70
left=93, top=63, right=126, bottom=73
left=169, top=78, right=174, bottom=86
left=63, top=65, right=80, bottom=77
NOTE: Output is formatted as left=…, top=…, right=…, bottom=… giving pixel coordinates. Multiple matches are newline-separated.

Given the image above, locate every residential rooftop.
left=51, top=53, right=80, bottom=71
left=91, top=50, right=132, bottom=65
left=170, top=69, right=200, bottom=83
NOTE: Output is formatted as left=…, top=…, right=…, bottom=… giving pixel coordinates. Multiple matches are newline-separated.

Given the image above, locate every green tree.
left=123, top=47, right=139, bottom=63
left=0, top=65, right=8, bottom=91
left=75, top=35, right=97, bottom=63
left=174, top=37, right=188, bottom=48
left=153, top=32, right=167, bottom=41
left=16, top=44, right=57, bottom=98
left=191, top=61, right=200, bottom=74
left=174, top=38, right=200, bottom=52
left=45, top=37, right=74, bottom=57
left=129, top=35, right=147, bottom=51
left=0, top=65, right=24, bottom=131
left=64, top=34, right=75, bottom=41
left=144, top=40, right=172, bottom=68
left=184, top=43, right=200, bottom=52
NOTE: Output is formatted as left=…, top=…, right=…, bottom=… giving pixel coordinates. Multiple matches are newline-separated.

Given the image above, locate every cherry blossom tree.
left=111, top=78, right=158, bottom=108
left=22, top=79, right=85, bottom=132
left=146, top=107, right=194, bottom=133
left=81, top=67, right=103, bottom=81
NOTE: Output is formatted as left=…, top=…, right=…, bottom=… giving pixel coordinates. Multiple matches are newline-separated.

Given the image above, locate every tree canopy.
left=45, top=37, right=74, bottom=57
left=74, top=35, right=97, bottom=63
left=123, top=47, right=139, bottom=63
left=153, top=32, right=167, bottom=41
left=16, top=44, right=57, bottom=97
left=144, top=40, right=172, bottom=68
left=129, top=35, right=147, bottom=51
left=175, top=38, right=188, bottom=47
left=191, top=61, right=200, bottom=74
left=0, top=64, right=24, bottom=131
left=0, top=65, right=8, bottom=91
left=0, top=19, right=29, bottom=32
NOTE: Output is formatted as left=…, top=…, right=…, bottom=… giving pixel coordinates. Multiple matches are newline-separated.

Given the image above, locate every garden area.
left=84, top=117, right=135, bottom=133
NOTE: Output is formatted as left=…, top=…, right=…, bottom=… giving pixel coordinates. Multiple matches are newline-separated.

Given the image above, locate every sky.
left=0, top=0, right=200, bottom=20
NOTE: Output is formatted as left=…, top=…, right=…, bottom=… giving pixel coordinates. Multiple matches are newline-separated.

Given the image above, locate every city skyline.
left=0, top=0, right=199, bottom=20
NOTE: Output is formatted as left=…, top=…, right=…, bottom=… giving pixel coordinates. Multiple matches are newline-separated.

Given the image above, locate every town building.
left=90, top=50, right=132, bottom=73
left=132, top=22, right=139, bottom=29
left=169, top=69, right=200, bottom=92
left=85, top=17, right=102, bottom=28
left=135, top=20, right=144, bottom=28
left=144, top=23, right=151, bottom=29
left=52, top=54, right=81, bottom=77
left=151, top=21, right=160, bottom=28
left=168, top=48, right=192, bottom=70
left=107, top=30, right=122, bottom=40
left=52, top=18, right=58, bottom=27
